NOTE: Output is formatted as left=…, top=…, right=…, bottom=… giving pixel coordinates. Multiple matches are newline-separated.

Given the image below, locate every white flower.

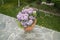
left=33, top=11, right=36, bottom=13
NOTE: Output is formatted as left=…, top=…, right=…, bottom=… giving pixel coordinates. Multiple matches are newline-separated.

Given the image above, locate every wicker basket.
left=24, top=19, right=37, bottom=32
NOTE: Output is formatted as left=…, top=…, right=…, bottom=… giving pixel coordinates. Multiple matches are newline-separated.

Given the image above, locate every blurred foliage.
left=36, top=0, right=42, bottom=5
left=16, top=19, right=24, bottom=29
left=54, top=1, right=60, bottom=10
left=36, top=11, right=60, bottom=32
left=46, top=0, right=52, bottom=3
left=21, top=0, right=36, bottom=3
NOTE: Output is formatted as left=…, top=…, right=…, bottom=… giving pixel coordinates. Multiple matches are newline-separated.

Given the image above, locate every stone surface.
left=53, top=32, right=60, bottom=40
left=0, top=14, right=60, bottom=40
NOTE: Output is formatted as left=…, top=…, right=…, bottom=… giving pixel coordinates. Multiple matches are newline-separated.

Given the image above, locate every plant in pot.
left=17, top=7, right=37, bottom=32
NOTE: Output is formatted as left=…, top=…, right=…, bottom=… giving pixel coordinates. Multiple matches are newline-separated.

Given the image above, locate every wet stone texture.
left=0, top=14, right=60, bottom=40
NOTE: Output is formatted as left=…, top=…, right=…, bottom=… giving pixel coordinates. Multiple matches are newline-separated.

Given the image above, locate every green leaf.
left=33, top=13, right=37, bottom=17
left=16, top=19, right=24, bottom=29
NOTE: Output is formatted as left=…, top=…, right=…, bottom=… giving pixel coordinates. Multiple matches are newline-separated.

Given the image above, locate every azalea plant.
left=17, top=7, right=37, bottom=29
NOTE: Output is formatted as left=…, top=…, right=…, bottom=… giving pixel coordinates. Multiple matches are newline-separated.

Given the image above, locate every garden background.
left=0, top=0, right=60, bottom=31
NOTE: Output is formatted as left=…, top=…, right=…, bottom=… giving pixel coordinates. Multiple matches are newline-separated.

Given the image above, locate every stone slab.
left=0, top=14, right=60, bottom=40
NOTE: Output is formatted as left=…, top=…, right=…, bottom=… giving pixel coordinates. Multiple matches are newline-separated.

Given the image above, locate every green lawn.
left=0, top=3, right=60, bottom=32
left=0, top=3, right=26, bottom=18
left=30, top=1, right=60, bottom=14
left=36, top=11, right=60, bottom=32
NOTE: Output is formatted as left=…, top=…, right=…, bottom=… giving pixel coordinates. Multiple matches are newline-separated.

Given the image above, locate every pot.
left=24, top=19, right=37, bottom=32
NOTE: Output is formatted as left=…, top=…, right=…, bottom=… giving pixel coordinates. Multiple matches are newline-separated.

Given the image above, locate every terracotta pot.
left=24, top=19, right=37, bottom=32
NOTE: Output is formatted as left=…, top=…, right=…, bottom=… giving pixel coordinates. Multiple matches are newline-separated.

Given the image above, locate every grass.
left=0, top=3, right=60, bottom=32
left=36, top=11, right=60, bottom=32
left=0, top=3, right=26, bottom=18
left=30, top=2, right=60, bottom=14
left=30, top=1, right=60, bottom=31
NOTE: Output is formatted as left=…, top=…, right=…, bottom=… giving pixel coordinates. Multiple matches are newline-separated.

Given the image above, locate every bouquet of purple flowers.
left=17, top=7, right=37, bottom=28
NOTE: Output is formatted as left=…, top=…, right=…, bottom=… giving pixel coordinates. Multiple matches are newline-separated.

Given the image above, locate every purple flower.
left=17, top=12, right=22, bottom=21
left=29, top=16, right=35, bottom=20
left=22, top=8, right=34, bottom=14
left=27, top=8, right=34, bottom=14
left=21, top=13, right=28, bottom=20
left=17, top=7, right=36, bottom=27
left=17, top=13, right=29, bottom=21
left=21, top=22, right=27, bottom=27
left=27, top=20, right=33, bottom=25
left=22, top=9, right=28, bottom=13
